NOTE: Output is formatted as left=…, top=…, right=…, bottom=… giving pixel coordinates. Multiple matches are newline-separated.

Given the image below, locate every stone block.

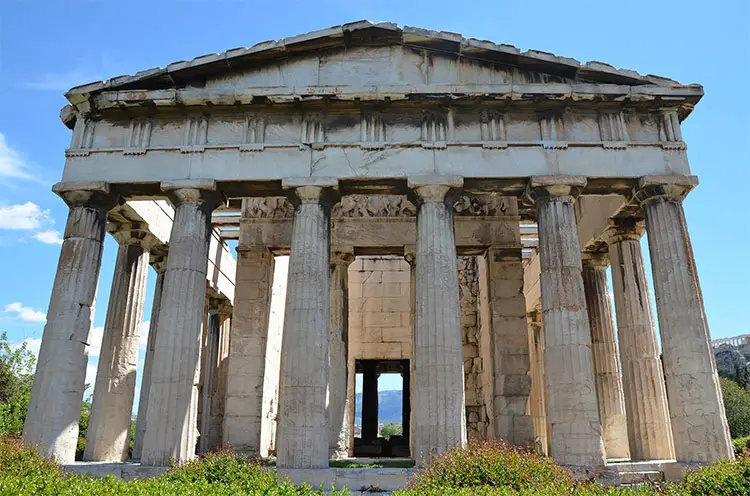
left=495, top=353, right=530, bottom=375
left=381, top=326, right=411, bottom=342
left=361, top=326, right=383, bottom=343
left=381, top=297, right=410, bottom=312
left=491, top=296, right=527, bottom=318
left=366, top=342, right=403, bottom=359
left=363, top=311, right=402, bottom=328
left=348, top=283, right=363, bottom=298
left=381, top=270, right=411, bottom=283
left=495, top=374, right=531, bottom=396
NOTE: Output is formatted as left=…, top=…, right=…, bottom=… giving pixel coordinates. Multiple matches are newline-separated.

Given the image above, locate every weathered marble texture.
left=607, top=233, right=674, bottom=461
left=411, top=180, right=467, bottom=466
left=276, top=185, right=333, bottom=469
left=140, top=187, right=220, bottom=466
left=23, top=189, right=115, bottom=463
left=581, top=258, right=629, bottom=460
left=85, top=240, right=150, bottom=461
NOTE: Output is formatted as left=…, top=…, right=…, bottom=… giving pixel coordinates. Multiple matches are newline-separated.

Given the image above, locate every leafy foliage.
left=0, top=332, right=35, bottom=438
left=681, top=454, right=750, bottom=496
left=720, top=378, right=750, bottom=438
left=379, top=422, right=403, bottom=440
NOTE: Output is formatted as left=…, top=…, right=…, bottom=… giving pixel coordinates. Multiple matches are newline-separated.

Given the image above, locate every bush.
left=0, top=333, right=35, bottom=438
left=681, top=454, right=750, bottom=496
left=396, top=440, right=575, bottom=495
left=731, top=437, right=749, bottom=456
left=720, top=378, right=750, bottom=438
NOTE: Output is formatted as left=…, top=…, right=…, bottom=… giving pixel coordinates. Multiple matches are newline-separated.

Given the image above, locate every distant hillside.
left=354, top=390, right=403, bottom=425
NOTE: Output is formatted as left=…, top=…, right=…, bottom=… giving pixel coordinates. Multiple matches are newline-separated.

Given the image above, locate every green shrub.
left=681, top=454, right=750, bottom=496
left=721, top=378, right=750, bottom=438
left=731, top=437, right=749, bottom=456
left=396, top=440, right=575, bottom=495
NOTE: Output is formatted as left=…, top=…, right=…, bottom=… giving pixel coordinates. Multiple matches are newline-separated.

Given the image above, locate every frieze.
left=333, top=195, right=416, bottom=218
left=453, top=194, right=513, bottom=217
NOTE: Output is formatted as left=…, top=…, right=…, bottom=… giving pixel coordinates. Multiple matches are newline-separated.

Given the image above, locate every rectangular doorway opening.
left=353, top=359, right=410, bottom=457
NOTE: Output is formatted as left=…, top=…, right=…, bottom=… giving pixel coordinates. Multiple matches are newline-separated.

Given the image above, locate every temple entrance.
left=353, top=359, right=410, bottom=457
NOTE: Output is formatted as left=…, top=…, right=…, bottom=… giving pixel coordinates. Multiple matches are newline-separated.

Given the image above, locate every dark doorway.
left=353, top=359, right=410, bottom=457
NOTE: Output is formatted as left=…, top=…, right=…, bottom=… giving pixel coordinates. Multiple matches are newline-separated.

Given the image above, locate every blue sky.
left=0, top=0, right=748, bottom=404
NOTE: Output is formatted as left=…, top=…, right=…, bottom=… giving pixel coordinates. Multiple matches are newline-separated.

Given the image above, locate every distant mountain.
left=354, top=390, right=403, bottom=426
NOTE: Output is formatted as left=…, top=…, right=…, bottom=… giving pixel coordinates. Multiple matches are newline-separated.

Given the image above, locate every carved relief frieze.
left=598, top=111, right=629, bottom=149
left=333, top=195, right=417, bottom=218
left=539, top=112, right=567, bottom=149
left=181, top=115, right=209, bottom=153
left=123, top=118, right=152, bottom=155
left=240, top=114, right=265, bottom=152
left=360, top=111, right=386, bottom=150
left=301, top=113, right=325, bottom=148
left=480, top=110, right=508, bottom=149
left=66, top=117, right=96, bottom=156
left=453, top=194, right=513, bottom=217
left=241, top=197, right=294, bottom=219
left=657, top=110, right=686, bottom=149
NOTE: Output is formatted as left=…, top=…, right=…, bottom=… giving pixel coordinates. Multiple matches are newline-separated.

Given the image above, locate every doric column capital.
left=331, top=247, right=355, bottom=267
left=161, top=179, right=224, bottom=210
left=634, top=175, right=697, bottom=206
left=407, top=175, right=463, bottom=207
left=601, top=219, right=645, bottom=245
left=53, top=181, right=120, bottom=210
left=282, top=177, right=340, bottom=208
left=581, top=251, right=610, bottom=269
left=149, top=250, right=169, bottom=273
left=403, top=244, right=416, bottom=266
left=107, top=221, right=160, bottom=251
left=523, top=175, right=587, bottom=204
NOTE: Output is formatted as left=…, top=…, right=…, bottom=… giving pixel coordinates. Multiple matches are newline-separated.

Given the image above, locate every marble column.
left=525, top=176, right=605, bottom=467
left=84, top=226, right=152, bottom=461
left=409, top=176, right=466, bottom=466
left=141, top=181, right=222, bottom=466
left=581, top=254, right=630, bottom=460
left=276, top=179, right=337, bottom=469
left=328, top=250, right=354, bottom=458
left=636, top=176, right=733, bottom=462
left=23, top=183, right=116, bottom=463
left=404, top=247, right=416, bottom=457
left=133, top=256, right=167, bottom=460
left=222, top=246, right=275, bottom=455
left=604, top=223, right=674, bottom=461
left=527, top=310, right=549, bottom=455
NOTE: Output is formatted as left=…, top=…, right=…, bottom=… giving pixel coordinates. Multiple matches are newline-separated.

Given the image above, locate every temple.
left=23, top=21, right=731, bottom=480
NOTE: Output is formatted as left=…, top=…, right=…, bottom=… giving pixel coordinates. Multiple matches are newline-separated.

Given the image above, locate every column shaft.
left=23, top=189, right=113, bottom=463
left=362, top=362, right=379, bottom=442
left=222, top=247, right=275, bottom=455
left=582, top=259, right=630, bottom=460
left=328, top=252, right=353, bottom=458
left=85, top=241, right=150, bottom=461
left=411, top=181, right=466, bottom=465
left=276, top=185, right=332, bottom=469
left=133, top=263, right=166, bottom=460
left=529, top=178, right=605, bottom=466
left=640, top=182, right=732, bottom=462
left=608, top=236, right=674, bottom=460
left=141, top=187, right=218, bottom=466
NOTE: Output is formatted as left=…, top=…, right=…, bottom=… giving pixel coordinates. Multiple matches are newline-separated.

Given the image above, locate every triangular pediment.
left=65, top=21, right=687, bottom=100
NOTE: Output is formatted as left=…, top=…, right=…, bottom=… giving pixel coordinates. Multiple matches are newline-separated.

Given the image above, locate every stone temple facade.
left=23, top=22, right=732, bottom=473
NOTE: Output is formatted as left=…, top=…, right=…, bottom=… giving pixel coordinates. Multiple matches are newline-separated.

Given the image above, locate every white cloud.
left=139, top=321, right=150, bottom=351
left=0, top=133, right=33, bottom=180
left=33, top=230, right=63, bottom=245
left=85, top=362, right=98, bottom=390
left=4, top=302, right=46, bottom=323
left=88, top=326, right=104, bottom=357
left=10, top=337, right=42, bottom=356
left=0, top=202, right=50, bottom=230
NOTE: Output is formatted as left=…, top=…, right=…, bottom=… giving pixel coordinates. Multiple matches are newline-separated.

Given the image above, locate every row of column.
left=526, top=176, right=732, bottom=466
left=23, top=175, right=732, bottom=468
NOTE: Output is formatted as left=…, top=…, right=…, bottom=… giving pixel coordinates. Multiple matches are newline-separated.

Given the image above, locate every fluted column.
left=222, top=245, right=275, bottom=455
left=328, top=249, right=354, bottom=458
left=133, top=256, right=167, bottom=460
left=581, top=254, right=630, bottom=460
left=276, top=179, right=337, bottom=469
left=604, top=223, right=674, bottom=461
left=84, top=227, right=153, bottom=461
left=409, top=176, right=466, bottom=466
left=525, top=176, right=605, bottom=467
left=636, top=176, right=732, bottom=462
left=23, top=183, right=116, bottom=463
left=527, top=310, right=549, bottom=455
left=141, top=181, right=222, bottom=466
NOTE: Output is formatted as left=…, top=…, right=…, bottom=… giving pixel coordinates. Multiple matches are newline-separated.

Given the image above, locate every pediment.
left=65, top=21, right=689, bottom=100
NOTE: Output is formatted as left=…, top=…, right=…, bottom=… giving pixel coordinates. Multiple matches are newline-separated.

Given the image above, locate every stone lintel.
left=107, top=222, right=161, bottom=250
left=635, top=175, right=698, bottom=204
left=161, top=179, right=217, bottom=192
left=281, top=177, right=339, bottom=190
left=581, top=251, right=610, bottom=267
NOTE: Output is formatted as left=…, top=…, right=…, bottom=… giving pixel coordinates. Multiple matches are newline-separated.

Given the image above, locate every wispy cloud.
left=33, top=230, right=63, bottom=245
left=4, top=302, right=46, bottom=323
left=0, top=202, right=50, bottom=230
left=10, top=337, right=42, bottom=356
left=0, top=133, right=34, bottom=181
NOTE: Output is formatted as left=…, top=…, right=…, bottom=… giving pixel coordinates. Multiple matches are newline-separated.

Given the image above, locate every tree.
left=0, top=332, right=36, bottom=437
left=721, top=377, right=750, bottom=438
left=379, top=423, right=402, bottom=440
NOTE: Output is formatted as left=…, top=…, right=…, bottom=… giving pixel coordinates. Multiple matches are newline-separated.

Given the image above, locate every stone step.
left=619, top=470, right=664, bottom=485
